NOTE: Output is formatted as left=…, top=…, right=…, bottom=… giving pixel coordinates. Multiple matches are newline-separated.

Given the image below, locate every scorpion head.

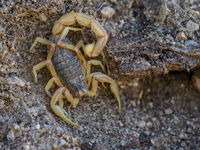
left=69, top=80, right=88, bottom=97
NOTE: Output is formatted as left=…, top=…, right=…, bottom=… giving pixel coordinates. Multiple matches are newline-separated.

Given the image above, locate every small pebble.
left=130, top=101, right=136, bottom=107
left=13, top=124, right=22, bottom=137
left=120, top=140, right=126, bottom=146
left=176, top=32, right=187, bottom=40
left=165, top=108, right=172, bottom=115
left=35, top=124, right=40, bottom=130
left=185, top=40, right=199, bottom=49
left=189, top=10, right=200, bottom=17
left=150, top=137, right=158, bottom=145
left=146, top=121, right=153, bottom=128
left=72, top=137, right=79, bottom=146
left=7, top=130, right=15, bottom=141
left=186, top=20, right=199, bottom=32
left=148, top=102, right=153, bottom=108
left=0, top=65, right=7, bottom=73
left=181, top=141, right=186, bottom=147
left=60, top=139, right=67, bottom=145
left=4, top=76, right=25, bottom=87
left=118, top=121, right=124, bottom=127
left=179, top=133, right=186, bottom=138
left=56, top=126, right=64, bottom=133
left=174, top=116, right=180, bottom=124
left=101, top=7, right=115, bottom=18
left=39, top=13, right=47, bottom=22
left=91, top=139, right=96, bottom=144
left=23, top=144, right=30, bottom=150
left=152, top=117, right=157, bottom=122
left=187, top=127, right=192, bottom=133
left=137, top=120, right=146, bottom=128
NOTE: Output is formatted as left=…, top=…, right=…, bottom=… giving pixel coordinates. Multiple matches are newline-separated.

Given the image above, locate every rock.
left=164, top=108, right=173, bottom=115
left=137, top=120, right=146, bottom=128
left=120, top=140, right=126, bottom=146
left=72, top=137, right=79, bottom=146
left=176, top=32, right=187, bottom=40
left=7, top=130, right=15, bottom=141
left=189, top=10, right=200, bottom=17
left=151, top=137, right=158, bottom=146
left=118, top=121, right=124, bottom=127
left=13, top=124, right=22, bottom=138
left=181, top=141, right=186, bottom=147
left=185, top=40, right=199, bottom=48
left=35, top=124, right=40, bottom=130
left=60, top=139, right=67, bottom=145
left=23, top=144, right=31, bottom=150
left=187, top=127, right=192, bottom=133
left=39, top=13, right=47, bottom=22
left=146, top=121, right=153, bottom=128
left=130, top=101, right=136, bottom=107
left=1, top=76, right=26, bottom=87
left=186, top=20, right=199, bottom=32
left=101, top=7, right=115, bottom=18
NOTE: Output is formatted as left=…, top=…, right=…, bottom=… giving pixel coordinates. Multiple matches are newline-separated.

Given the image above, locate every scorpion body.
left=52, top=38, right=88, bottom=97
left=28, top=11, right=121, bottom=127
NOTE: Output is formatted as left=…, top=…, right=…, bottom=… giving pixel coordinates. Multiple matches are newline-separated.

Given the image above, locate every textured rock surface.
left=0, top=0, right=200, bottom=149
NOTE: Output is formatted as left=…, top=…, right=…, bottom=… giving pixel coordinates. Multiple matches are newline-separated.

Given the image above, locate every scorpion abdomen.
left=52, top=42, right=87, bottom=97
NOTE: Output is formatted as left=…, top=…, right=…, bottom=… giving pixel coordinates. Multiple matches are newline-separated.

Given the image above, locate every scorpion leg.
left=51, top=87, right=80, bottom=127
left=32, top=60, right=57, bottom=83
left=71, top=42, right=105, bottom=80
left=86, top=60, right=105, bottom=88
left=58, top=27, right=82, bottom=43
left=87, top=72, right=121, bottom=113
left=86, top=60, right=105, bottom=77
left=27, top=37, right=55, bottom=53
left=45, top=77, right=64, bottom=97
left=27, top=37, right=56, bottom=61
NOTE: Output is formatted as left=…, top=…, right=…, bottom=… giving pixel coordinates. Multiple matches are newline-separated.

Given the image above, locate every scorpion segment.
left=51, top=87, right=80, bottom=127
left=52, top=11, right=108, bottom=57
left=69, top=80, right=88, bottom=97
left=87, top=72, right=121, bottom=113
left=45, top=77, right=64, bottom=97
left=32, top=60, right=57, bottom=83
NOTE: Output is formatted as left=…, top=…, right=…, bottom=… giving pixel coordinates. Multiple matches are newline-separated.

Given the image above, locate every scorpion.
left=28, top=11, right=121, bottom=127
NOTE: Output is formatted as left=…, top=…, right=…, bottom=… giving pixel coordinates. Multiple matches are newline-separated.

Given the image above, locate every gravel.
left=0, top=0, right=200, bottom=149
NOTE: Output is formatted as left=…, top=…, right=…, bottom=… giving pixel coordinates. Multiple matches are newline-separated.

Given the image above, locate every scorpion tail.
left=50, top=87, right=80, bottom=127
left=51, top=105, right=79, bottom=127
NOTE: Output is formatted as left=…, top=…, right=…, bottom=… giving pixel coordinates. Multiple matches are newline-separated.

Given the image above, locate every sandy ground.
left=0, top=0, right=200, bottom=149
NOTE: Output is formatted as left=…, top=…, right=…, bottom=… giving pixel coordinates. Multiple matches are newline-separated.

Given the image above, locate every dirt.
left=0, top=0, right=200, bottom=149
